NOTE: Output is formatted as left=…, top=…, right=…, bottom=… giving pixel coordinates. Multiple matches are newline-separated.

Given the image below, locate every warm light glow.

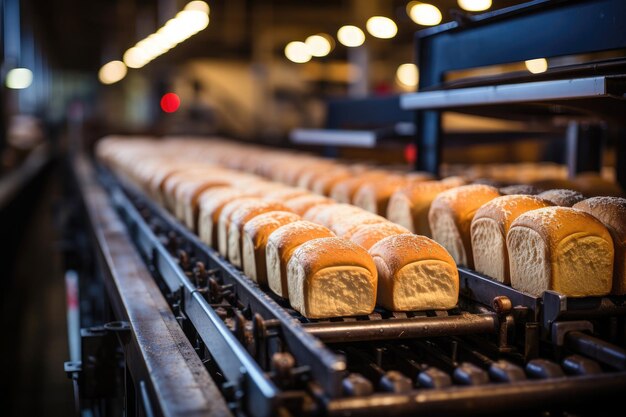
left=176, top=10, right=210, bottom=33
left=525, top=58, right=548, bottom=74
left=123, top=47, right=150, bottom=69
left=285, top=41, right=311, bottom=63
left=184, top=1, right=209, bottom=14
left=103, top=3, right=210, bottom=78
left=5, top=68, right=33, bottom=89
left=407, top=2, right=442, bottom=26
left=396, top=63, right=419, bottom=88
left=458, top=0, right=492, bottom=12
left=98, top=61, right=127, bottom=85
left=305, top=34, right=332, bottom=57
left=366, top=16, right=398, bottom=39
left=337, top=25, right=365, bottom=47
left=161, top=93, right=181, bottom=113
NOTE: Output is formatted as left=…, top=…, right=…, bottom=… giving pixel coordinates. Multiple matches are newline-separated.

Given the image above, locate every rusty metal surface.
left=303, top=313, right=497, bottom=343
left=75, top=156, right=233, bottom=417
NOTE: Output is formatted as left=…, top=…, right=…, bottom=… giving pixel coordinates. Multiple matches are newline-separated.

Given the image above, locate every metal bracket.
left=551, top=321, right=593, bottom=346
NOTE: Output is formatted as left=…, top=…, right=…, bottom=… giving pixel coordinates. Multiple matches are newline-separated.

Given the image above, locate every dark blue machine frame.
left=413, top=0, right=626, bottom=186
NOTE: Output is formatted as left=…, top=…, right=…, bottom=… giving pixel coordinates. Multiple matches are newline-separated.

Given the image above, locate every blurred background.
left=1, top=0, right=625, bottom=415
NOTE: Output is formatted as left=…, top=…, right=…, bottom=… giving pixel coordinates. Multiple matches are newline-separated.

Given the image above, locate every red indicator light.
left=160, top=93, right=180, bottom=113
left=404, top=143, right=417, bottom=164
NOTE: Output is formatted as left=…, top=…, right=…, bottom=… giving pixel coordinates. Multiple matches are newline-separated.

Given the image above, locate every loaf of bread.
left=311, top=170, right=352, bottom=196
left=162, top=169, right=220, bottom=211
left=227, top=201, right=291, bottom=267
left=349, top=222, right=410, bottom=250
left=387, top=181, right=456, bottom=236
left=353, top=177, right=408, bottom=215
left=287, top=237, right=377, bottom=318
left=507, top=207, right=613, bottom=297
left=177, top=179, right=230, bottom=230
left=284, top=194, right=334, bottom=216
left=266, top=221, right=335, bottom=297
left=242, top=211, right=301, bottom=285
left=471, top=195, right=552, bottom=284
left=263, top=187, right=310, bottom=202
left=217, top=198, right=265, bottom=257
left=369, top=234, right=458, bottom=311
left=428, top=184, right=501, bottom=267
left=329, top=173, right=387, bottom=204
left=538, top=189, right=584, bottom=207
left=573, top=197, right=626, bottom=294
left=329, top=211, right=388, bottom=239
left=198, top=188, right=247, bottom=248
left=303, top=203, right=362, bottom=227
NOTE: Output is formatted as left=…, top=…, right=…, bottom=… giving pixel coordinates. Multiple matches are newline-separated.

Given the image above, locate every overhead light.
left=525, top=58, right=548, bottom=74
left=407, top=2, right=442, bottom=26
left=305, top=34, right=333, bottom=57
left=366, top=16, right=398, bottom=39
left=184, top=1, right=210, bottom=14
left=458, top=0, right=492, bottom=12
left=396, top=63, right=419, bottom=88
left=98, top=61, right=127, bottom=85
left=101, top=1, right=209, bottom=82
left=5, top=68, right=33, bottom=89
left=123, top=47, right=150, bottom=69
left=285, top=41, right=312, bottom=63
left=337, top=25, right=365, bottom=47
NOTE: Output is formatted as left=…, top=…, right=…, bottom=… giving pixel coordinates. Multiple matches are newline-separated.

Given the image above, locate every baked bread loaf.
left=198, top=188, right=247, bottom=248
left=287, top=237, right=377, bottom=318
left=266, top=221, right=335, bottom=297
left=470, top=195, right=552, bottom=284
left=242, top=211, right=301, bottom=285
left=263, top=188, right=310, bottom=203
left=217, top=198, right=265, bottom=257
left=353, top=177, right=407, bottom=215
left=227, top=202, right=291, bottom=267
left=303, top=203, right=362, bottom=227
left=284, top=194, right=334, bottom=215
left=329, top=173, right=387, bottom=204
left=573, top=197, right=626, bottom=294
left=538, top=189, right=584, bottom=207
left=330, top=211, right=388, bottom=239
left=428, top=184, right=500, bottom=267
left=350, top=222, right=411, bottom=250
left=369, top=234, right=458, bottom=311
left=177, top=179, right=230, bottom=230
left=311, top=170, right=352, bottom=196
left=507, top=207, right=614, bottom=297
left=387, top=181, right=456, bottom=236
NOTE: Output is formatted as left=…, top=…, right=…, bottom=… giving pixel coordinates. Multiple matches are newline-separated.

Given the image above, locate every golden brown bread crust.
left=428, top=184, right=500, bottom=267
left=473, top=195, right=553, bottom=236
left=287, top=237, right=378, bottom=317
left=284, top=195, right=334, bottom=216
left=218, top=198, right=265, bottom=256
left=368, top=234, right=458, bottom=311
left=266, top=220, right=335, bottom=297
left=499, top=184, right=541, bottom=196
left=177, top=179, right=230, bottom=229
left=353, top=177, right=408, bottom=215
left=350, top=222, right=411, bottom=250
left=263, top=188, right=311, bottom=202
left=538, top=189, right=584, bottom=207
left=329, top=173, right=388, bottom=204
left=291, top=237, right=377, bottom=278
left=387, top=181, right=456, bottom=235
left=507, top=206, right=614, bottom=296
left=303, top=203, right=363, bottom=227
left=242, top=211, right=301, bottom=285
left=573, top=197, right=626, bottom=294
left=330, top=212, right=388, bottom=239
left=311, top=171, right=352, bottom=196
left=470, top=195, right=552, bottom=283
